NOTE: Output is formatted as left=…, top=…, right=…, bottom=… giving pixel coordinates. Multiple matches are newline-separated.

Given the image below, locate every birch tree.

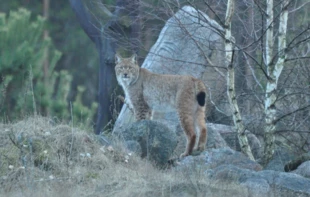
left=224, top=0, right=255, bottom=161
left=161, top=0, right=310, bottom=164
left=262, top=0, right=290, bottom=165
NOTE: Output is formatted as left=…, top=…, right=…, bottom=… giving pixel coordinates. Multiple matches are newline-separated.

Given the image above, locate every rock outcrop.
left=113, top=120, right=177, bottom=167
left=178, top=148, right=262, bottom=171
left=175, top=148, right=310, bottom=197
left=292, top=161, right=310, bottom=179
left=113, top=6, right=227, bottom=133
left=205, top=165, right=310, bottom=197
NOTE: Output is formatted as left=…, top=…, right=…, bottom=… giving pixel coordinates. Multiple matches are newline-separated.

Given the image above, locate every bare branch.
left=275, top=104, right=310, bottom=125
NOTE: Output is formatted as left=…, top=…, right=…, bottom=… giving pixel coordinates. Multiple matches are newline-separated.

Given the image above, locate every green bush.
left=0, top=8, right=97, bottom=127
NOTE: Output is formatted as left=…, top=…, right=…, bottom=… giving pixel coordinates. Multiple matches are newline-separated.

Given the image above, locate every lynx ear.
left=130, top=54, right=138, bottom=64
left=115, top=53, right=122, bottom=64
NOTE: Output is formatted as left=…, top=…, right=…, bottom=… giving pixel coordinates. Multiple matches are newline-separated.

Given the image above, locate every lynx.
left=115, top=54, right=207, bottom=158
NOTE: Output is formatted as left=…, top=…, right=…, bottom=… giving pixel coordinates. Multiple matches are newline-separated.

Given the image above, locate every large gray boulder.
left=175, top=148, right=310, bottom=197
left=208, top=123, right=262, bottom=159
left=292, top=161, right=310, bottom=179
left=113, top=6, right=226, bottom=133
left=265, top=145, right=297, bottom=171
left=113, top=120, right=177, bottom=167
left=205, top=165, right=310, bottom=197
left=178, top=148, right=262, bottom=171
left=206, top=124, right=228, bottom=149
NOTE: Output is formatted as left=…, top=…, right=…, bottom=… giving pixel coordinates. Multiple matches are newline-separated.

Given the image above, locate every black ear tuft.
left=196, top=92, right=206, bottom=106
left=130, top=53, right=137, bottom=64
left=115, top=53, right=122, bottom=64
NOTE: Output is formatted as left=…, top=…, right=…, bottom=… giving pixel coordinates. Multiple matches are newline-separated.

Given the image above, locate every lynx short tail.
left=195, top=80, right=206, bottom=106
left=196, top=92, right=206, bottom=106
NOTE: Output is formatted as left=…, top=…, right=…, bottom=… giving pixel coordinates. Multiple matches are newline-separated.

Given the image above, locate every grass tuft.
left=0, top=116, right=212, bottom=196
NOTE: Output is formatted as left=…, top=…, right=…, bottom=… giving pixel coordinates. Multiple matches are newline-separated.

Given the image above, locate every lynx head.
left=115, top=53, right=139, bottom=86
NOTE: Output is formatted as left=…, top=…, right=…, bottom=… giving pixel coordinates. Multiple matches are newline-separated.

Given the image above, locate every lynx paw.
left=195, top=146, right=205, bottom=152
left=179, top=152, right=189, bottom=159
left=191, top=149, right=202, bottom=156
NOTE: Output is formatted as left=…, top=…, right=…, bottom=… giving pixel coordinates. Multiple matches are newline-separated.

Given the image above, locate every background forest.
left=0, top=0, right=101, bottom=127
left=0, top=0, right=168, bottom=129
left=1, top=0, right=310, bottom=196
left=0, top=0, right=309, bottom=140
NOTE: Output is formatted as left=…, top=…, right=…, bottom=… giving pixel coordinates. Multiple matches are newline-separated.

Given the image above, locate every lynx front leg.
left=134, top=107, right=151, bottom=120
left=132, top=103, right=151, bottom=121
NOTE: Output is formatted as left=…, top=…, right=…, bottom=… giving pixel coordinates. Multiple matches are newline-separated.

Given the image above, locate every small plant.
left=72, top=86, right=98, bottom=128
left=0, top=8, right=62, bottom=119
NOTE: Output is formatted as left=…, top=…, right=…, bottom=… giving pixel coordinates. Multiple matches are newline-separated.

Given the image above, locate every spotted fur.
left=115, top=54, right=208, bottom=158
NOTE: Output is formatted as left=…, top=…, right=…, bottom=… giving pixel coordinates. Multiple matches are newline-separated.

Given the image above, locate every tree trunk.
left=225, top=0, right=254, bottom=161
left=265, top=0, right=274, bottom=68
left=263, top=0, right=289, bottom=166
left=69, top=0, right=140, bottom=134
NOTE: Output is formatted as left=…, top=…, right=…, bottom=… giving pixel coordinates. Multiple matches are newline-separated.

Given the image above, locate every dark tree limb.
left=70, top=0, right=140, bottom=134
left=69, top=0, right=102, bottom=44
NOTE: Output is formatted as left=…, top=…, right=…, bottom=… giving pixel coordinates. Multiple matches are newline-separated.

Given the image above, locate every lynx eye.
left=116, top=67, right=123, bottom=73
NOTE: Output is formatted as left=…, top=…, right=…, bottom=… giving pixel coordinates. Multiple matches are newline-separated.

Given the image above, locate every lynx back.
left=115, top=54, right=208, bottom=158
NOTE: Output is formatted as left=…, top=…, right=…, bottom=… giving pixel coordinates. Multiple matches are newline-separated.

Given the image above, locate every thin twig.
left=69, top=102, right=74, bottom=159
left=29, top=65, right=37, bottom=116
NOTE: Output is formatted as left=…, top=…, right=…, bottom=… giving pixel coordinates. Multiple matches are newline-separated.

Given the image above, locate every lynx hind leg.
left=195, top=107, right=207, bottom=152
left=178, top=110, right=196, bottom=158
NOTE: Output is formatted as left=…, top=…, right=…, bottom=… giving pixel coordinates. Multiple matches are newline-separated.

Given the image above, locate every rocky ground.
left=1, top=117, right=310, bottom=197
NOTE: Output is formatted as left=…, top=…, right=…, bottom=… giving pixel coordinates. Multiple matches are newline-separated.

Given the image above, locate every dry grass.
left=0, top=116, right=211, bottom=197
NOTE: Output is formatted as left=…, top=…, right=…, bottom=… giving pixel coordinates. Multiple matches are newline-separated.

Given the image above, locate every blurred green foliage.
left=0, top=0, right=308, bottom=130
left=0, top=8, right=97, bottom=126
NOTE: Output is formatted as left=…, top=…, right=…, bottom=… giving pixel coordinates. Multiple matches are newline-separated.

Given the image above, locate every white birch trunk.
left=263, top=0, right=289, bottom=165
left=265, top=0, right=274, bottom=68
left=225, top=0, right=254, bottom=161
